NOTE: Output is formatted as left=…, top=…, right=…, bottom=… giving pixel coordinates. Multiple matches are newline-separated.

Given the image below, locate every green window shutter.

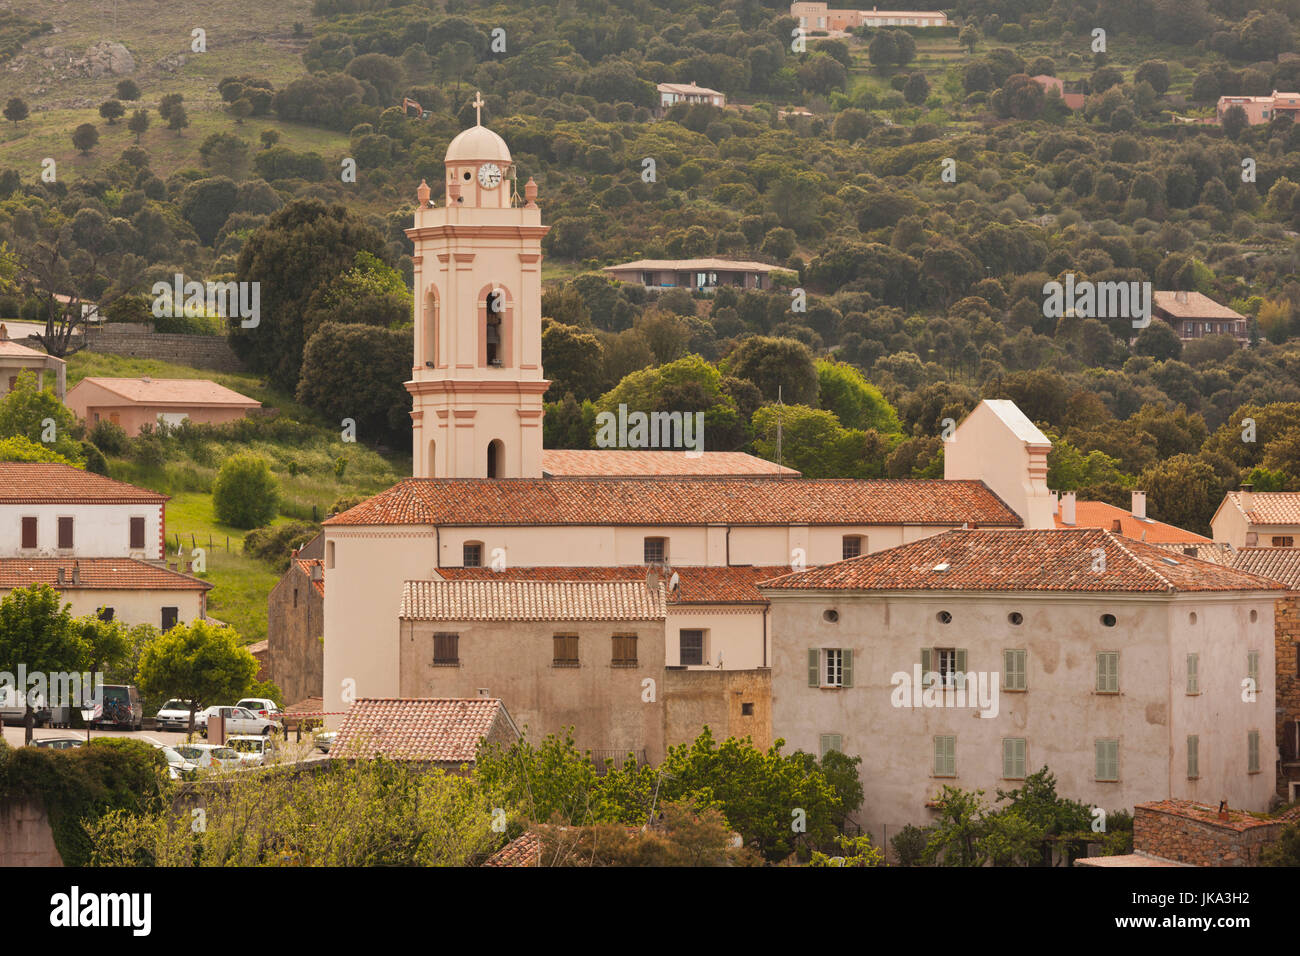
left=1248, top=651, right=1260, bottom=686
left=1096, top=739, right=1118, bottom=781
left=1187, top=735, right=1199, bottom=778
left=1003, top=738, right=1025, bottom=778
left=1002, top=738, right=1013, bottom=778
left=1095, top=654, right=1105, bottom=692
left=808, top=649, right=819, bottom=688
left=1003, top=649, right=1026, bottom=690
left=1249, top=730, right=1260, bottom=772
left=1187, top=653, right=1198, bottom=693
left=935, top=736, right=955, bottom=775
left=955, top=648, right=967, bottom=690
left=820, top=733, right=841, bottom=757
left=1015, top=738, right=1026, bottom=778
left=841, top=649, right=853, bottom=688
left=921, top=647, right=933, bottom=686
left=1097, top=653, right=1118, bottom=693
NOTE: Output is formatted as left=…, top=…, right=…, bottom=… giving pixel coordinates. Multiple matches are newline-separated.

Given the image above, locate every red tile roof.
left=0, top=463, right=167, bottom=504
left=541, top=449, right=799, bottom=478
left=0, top=557, right=211, bottom=590
left=1137, top=799, right=1282, bottom=833
left=401, top=579, right=667, bottom=621
left=1224, top=491, right=1300, bottom=526
left=1152, top=292, right=1245, bottom=321
left=332, top=697, right=517, bottom=763
left=759, top=529, right=1286, bottom=594
left=437, top=565, right=789, bottom=605
left=323, top=478, right=1021, bottom=528
left=1229, top=547, right=1300, bottom=590
left=1054, top=499, right=1210, bottom=544
left=1153, top=542, right=1235, bottom=566
left=72, top=377, right=260, bottom=407
left=483, top=831, right=542, bottom=867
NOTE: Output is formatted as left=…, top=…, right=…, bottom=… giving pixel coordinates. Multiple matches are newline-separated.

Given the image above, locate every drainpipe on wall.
left=435, top=526, right=441, bottom=569
left=726, top=525, right=731, bottom=566
left=762, top=604, right=768, bottom=668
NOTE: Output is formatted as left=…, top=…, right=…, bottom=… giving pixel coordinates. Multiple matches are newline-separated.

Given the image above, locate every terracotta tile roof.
left=332, top=697, right=516, bottom=763
left=0, top=557, right=211, bottom=590
left=71, top=377, right=260, bottom=407
left=294, top=558, right=325, bottom=596
left=483, top=831, right=542, bottom=867
left=1153, top=542, right=1236, bottom=566
left=1224, top=491, right=1300, bottom=526
left=1152, top=292, right=1245, bottom=321
left=437, top=565, right=790, bottom=605
left=1137, top=799, right=1281, bottom=833
left=1229, top=547, right=1300, bottom=590
left=605, top=258, right=778, bottom=273
left=284, top=696, right=323, bottom=713
left=759, top=529, right=1286, bottom=594
left=323, top=478, right=1021, bottom=528
left=0, top=338, right=62, bottom=362
left=401, top=579, right=667, bottom=621
left=541, top=449, right=799, bottom=478
left=1054, top=500, right=1210, bottom=543
left=0, top=463, right=167, bottom=503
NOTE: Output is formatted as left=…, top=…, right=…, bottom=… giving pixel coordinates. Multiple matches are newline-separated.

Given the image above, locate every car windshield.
left=160, top=746, right=184, bottom=764
left=236, top=700, right=262, bottom=709
left=161, top=701, right=189, bottom=711
left=227, top=739, right=262, bottom=752
left=174, top=746, right=202, bottom=759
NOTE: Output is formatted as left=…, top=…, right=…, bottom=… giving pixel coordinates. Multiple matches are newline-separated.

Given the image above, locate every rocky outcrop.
left=76, top=41, right=134, bottom=77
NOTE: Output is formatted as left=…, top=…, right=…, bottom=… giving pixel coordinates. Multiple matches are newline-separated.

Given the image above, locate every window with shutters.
left=1002, top=738, right=1026, bottom=779
left=1248, top=650, right=1260, bottom=690
left=462, top=542, right=483, bottom=567
left=921, top=647, right=966, bottom=689
left=432, top=632, right=459, bottom=666
left=1248, top=730, right=1261, bottom=773
left=1273, top=536, right=1295, bottom=547
left=1186, top=653, right=1199, bottom=694
left=20, top=516, right=36, bottom=549
left=1187, top=735, right=1199, bottom=779
left=57, top=516, right=73, bottom=550
left=680, top=629, right=704, bottom=666
left=129, top=516, right=146, bottom=550
left=841, top=535, right=864, bottom=560
left=933, top=736, right=956, bottom=777
left=819, top=734, right=842, bottom=757
left=553, top=634, right=579, bottom=667
left=1095, top=738, right=1119, bottom=781
left=1096, top=652, right=1119, bottom=694
left=808, top=648, right=853, bottom=688
left=612, top=634, right=638, bottom=667
left=1003, top=649, right=1027, bottom=691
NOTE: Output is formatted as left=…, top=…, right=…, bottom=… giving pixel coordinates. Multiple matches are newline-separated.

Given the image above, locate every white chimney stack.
left=1061, top=492, right=1077, bottom=526
left=1131, top=490, right=1146, bottom=520
left=1240, top=483, right=1254, bottom=513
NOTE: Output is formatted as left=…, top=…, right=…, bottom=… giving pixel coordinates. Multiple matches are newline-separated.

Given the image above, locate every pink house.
left=66, top=376, right=261, bottom=436
left=1031, top=74, right=1085, bottom=110
left=1217, top=91, right=1300, bottom=125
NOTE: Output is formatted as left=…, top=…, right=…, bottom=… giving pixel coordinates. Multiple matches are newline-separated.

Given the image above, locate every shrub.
left=212, top=453, right=279, bottom=528
left=87, top=419, right=128, bottom=456
left=243, top=519, right=320, bottom=570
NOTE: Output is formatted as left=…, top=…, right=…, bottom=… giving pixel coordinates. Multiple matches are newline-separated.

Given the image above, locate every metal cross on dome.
left=472, top=91, right=484, bottom=125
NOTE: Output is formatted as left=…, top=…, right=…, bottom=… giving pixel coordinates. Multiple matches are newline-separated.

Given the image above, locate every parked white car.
left=225, top=735, right=281, bottom=766
left=195, top=705, right=276, bottom=737
left=155, top=744, right=198, bottom=780
left=155, top=699, right=199, bottom=732
left=235, top=698, right=280, bottom=721
left=172, top=743, right=241, bottom=772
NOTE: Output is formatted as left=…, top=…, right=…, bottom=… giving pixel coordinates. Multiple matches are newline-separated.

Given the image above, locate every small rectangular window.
left=1002, top=737, right=1026, bottom=779
left=553, top=634, right=579, bottom=667
left=1003, top=649, right=1027, bottom=691
left=462, top=543, right=483, bottom=567
left=97, top=607, right=114, bottom=622
left=129, top=516, right=146, bottom=550
left=21, top=516, right=36, bottom=549
left=1248, top=730, right=1261, bottom=773
left=1187, top=653, right=1199, bottom=694
left=824, top=648, right=844, bottom=687
left=1187, top=735, right=1199, bottom=779
left=820, top=734, right=842, bottom=757
left=680, top=629, right=704, bottom=666
left=161, top=606, right=179, bottom=631
left=934, top=736, right=956, bottom=776
left=612, top=634, right=638, bottom=667
left=841, top=535, right=863, bottom=560
left=1273, top=536, right=1295, bottom=547
left=57, top=516, right=73, bottom=550
left=1095, top=739, right=1119, bottom=781
left=643, top=537, right=667, bottom=564
left=1096, top=652, right=1119, bottom=693
left=741, top=702, right=754, bottom=716
left=433, top=632, right=459, bottom=665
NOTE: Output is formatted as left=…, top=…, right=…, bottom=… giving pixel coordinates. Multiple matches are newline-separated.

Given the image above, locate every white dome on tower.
left=445, top=124, right=511, bottom=164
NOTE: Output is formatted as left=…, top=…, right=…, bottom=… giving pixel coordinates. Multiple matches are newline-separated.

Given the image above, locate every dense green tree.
left=725, top=335, right=819, bottom=406
left=0, top=584, right=85, bottom=743
left=3, top=97, right=27, bottom=125
left=98, top=100, right=125, bottom=124
left=136, top=620, right=259, bottom=736
left=212, top=453, right=279, bottom=529
left=72, top=123, right=99, bottom=155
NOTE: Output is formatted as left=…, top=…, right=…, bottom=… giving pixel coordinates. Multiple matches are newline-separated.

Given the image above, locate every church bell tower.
left=405, top=92, right=550, bottom=479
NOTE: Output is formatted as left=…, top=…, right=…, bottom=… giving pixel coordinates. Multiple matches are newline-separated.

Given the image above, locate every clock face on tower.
left=478, top=163, right=502, bottom=189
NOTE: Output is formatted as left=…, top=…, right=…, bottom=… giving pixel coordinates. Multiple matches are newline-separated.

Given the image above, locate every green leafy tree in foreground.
left=0, top=584, right=85, bottom=743
left=136, top=620, right=259, bottom=735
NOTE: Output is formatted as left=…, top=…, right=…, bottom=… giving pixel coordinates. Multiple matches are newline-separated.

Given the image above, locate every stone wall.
left=76, top=324, right=245, bottom=373
left=1276, top=594, right=1300, bottom=797
left=1134, top=801, right=1280, bottom=866
left=662, top=667, right=771, bottom=750
left=0, top=797, right=62, bottom=866
left=267, top=562, right=324, bottom=708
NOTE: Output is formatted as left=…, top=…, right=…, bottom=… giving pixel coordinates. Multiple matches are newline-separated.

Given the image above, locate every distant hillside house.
left=603, top=258, right=781, bottom=291
left=657, top=82, right=725, bottom=113
left=66, top=377, right=261, bottom=436
left=1030, top=74, right=1085, bottom=110
left=0, top=324, right=65, bottom=401
left=790, top=2, right=948, bottom=30
left=1152, top=291, right=1249, bottom=345
left=1217, top=91, right=1300, bottom=125
left=1212, top=488, right=1300, bottom=549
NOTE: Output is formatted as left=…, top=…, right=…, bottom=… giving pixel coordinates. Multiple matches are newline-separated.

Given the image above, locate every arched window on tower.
left=487, top=439, right=504, bottom=479
left=423, top=287, right=439, bottom=367
left=479, top=285, right=512, bottom=368
left=427, top=439, right=436, bottom=478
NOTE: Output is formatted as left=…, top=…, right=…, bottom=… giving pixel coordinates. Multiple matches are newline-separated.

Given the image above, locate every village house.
left=0, top=325, right=65, bottom=401
left=1211, top=487, right=1300, bottom=548
left=1151, top=291, right=1250, bottom=345
left=331, top=696, right=520, bottom=769
left=1217, top=90, right=1300, bottom=125
left=0, top=463, right=167, bottom=560
left=1030, top=74, right=1085, bottom=110
left=602, top=258, right=783, bottom=292
left=790, top=2, right=948, bottom=30
left=1053, top=490, right=1211, bottom=545
left=762, top=528, right=1284, bottom=848
left=656, top=81, right=725, bottom=112
left=65, top=377, right=261, bottom=437
left=0, top=557, right=210, bottom=629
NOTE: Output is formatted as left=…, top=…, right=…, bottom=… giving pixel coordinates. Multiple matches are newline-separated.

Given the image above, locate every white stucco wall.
left=0, top=503, right=164, bottom=559
left=0, top=586, right=203, bottom=629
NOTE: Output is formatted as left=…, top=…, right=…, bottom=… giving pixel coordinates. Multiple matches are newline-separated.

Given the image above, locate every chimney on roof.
left=1061, top=491, right=1076, bottom=526
left=291, top=548, right=299, bottom=559
left=1131, top=490, right=1146, bottom=520
left=1175, top=289, right=1188, bottom=304
left=310, top=564, right=322, bottom=582
left=56, top=567, right=65, bottom=586
left=0, top=323, right=7, bottom=341
left=71, top=560, right=80, bottom=585
left=1240, top=482, right=1254, bottom=513
left=1111, top=519, right=1122, bottom=532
